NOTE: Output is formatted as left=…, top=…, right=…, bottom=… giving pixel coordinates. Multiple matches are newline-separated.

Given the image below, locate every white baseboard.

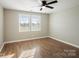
left=4, top=36, right=49, bottom=44
left=0, top=43, right=4, bottom=52
left=49, top=36, right=79, bottom=48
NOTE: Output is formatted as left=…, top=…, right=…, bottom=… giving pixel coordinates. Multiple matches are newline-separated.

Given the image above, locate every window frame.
left=19, top=14, right=41, bottom=32
left=31, top=15, right=41, bottom=32
left=19, top=14, right=30, bottom=32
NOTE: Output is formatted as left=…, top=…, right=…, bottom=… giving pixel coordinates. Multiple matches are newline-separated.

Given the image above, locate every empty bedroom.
left=0, top=0, right=79, bottom=58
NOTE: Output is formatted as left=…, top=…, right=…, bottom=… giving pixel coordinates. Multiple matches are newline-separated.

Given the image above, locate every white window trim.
left=19, top=14, right=41, bottom=32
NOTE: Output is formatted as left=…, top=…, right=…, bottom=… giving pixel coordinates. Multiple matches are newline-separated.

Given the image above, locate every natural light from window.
left=19, top=14, right=41, bottom=32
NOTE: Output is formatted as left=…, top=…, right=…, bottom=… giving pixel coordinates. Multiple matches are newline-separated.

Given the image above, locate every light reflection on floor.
left=19, top=47, right=37, bottom=58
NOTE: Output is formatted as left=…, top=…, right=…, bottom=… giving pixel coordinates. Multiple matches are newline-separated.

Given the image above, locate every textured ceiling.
left=0, top=0, right=79, bottom=14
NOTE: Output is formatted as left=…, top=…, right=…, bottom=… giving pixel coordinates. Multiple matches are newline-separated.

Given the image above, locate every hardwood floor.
left=0, top=37, right=79, bottom=58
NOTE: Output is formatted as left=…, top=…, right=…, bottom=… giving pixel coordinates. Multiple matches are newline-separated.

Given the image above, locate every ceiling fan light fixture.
left=42, top=6, right=45, bottom=9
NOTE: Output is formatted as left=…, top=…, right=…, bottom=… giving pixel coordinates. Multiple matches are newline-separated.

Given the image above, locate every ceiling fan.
left=39, top=0, right=58, bottom=11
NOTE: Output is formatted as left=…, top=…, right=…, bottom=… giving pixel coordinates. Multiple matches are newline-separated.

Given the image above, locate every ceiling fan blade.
left=40, top=8, right=42, bottom=11
left=46, top=6, right=54, bottom=9
left=47, top=0, right=58, bottom=5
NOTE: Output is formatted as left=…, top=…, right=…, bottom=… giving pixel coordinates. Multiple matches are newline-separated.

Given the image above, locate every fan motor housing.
left=42, top=1, right=47, bottom=6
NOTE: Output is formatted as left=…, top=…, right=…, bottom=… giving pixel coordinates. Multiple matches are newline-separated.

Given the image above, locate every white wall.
left=0, top=5, right=4, bottom=51
left=4, top=9, right=49, bottom=42
left=49, top=5, right=79, bottom=46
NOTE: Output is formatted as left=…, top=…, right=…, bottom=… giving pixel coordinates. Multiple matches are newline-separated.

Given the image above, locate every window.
left=19, top=14, right=30, bottom=32
left=31, top=15, right=41, bottom=31
left=19, top=14, right=41, bottom=32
